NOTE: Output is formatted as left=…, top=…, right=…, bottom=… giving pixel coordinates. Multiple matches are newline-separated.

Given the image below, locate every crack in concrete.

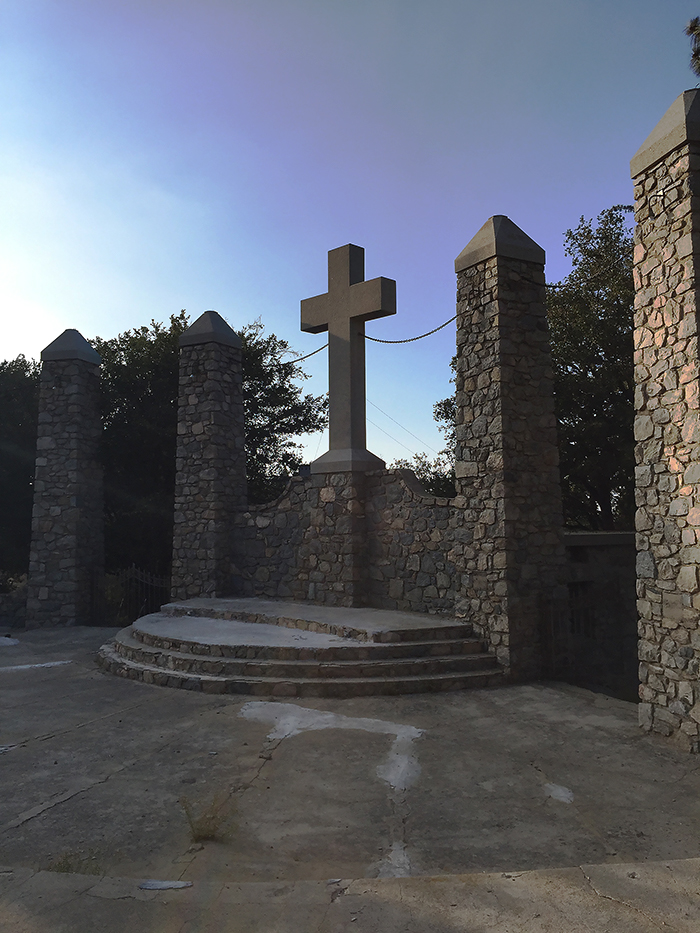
left=579, top=866, right=670, bottom=929
left=7, top=698, right=156, bottom=749
left=314, top=887, right=339, bottom=933
left=5, top=760, right=137, bottom=830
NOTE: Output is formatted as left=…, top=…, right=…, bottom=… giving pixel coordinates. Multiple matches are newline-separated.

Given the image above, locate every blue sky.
left=1, top=0, right=697, bottom=463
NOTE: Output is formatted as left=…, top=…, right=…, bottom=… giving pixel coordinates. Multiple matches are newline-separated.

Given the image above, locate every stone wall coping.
left=563, top=531, right=635, bottom=547
left=179, top=310, right=242, bottom=349
left=455, top=215, right=545, bottom=273
left=41, top=329, right=101, bottom=365
left=240, top=476, right=306, bottom=514
left=240, top=467, right=455, bottom=518
left=631, top=89, right=700, bottom=178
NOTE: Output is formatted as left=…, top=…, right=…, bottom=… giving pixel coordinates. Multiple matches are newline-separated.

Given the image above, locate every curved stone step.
left=110, top=627, right=498, bottom=679
left=130, top=617, right=486, bottom=661
left=160, top=598, right=473, bottom=643
left=96, top=642, right=506, bottom=698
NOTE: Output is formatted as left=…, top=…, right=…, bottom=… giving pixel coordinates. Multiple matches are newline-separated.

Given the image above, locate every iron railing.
left=91, top=566, right=170, bottom=626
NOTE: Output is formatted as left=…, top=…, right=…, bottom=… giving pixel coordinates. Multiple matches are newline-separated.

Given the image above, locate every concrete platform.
left=135, top=614, right=355, bottom=649
left=161, top=596, right=472, bottom=640
left=2, top=626, right=700, bottom=931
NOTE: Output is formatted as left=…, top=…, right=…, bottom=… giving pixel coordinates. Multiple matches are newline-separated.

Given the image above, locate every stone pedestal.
left=171, top=311, right=247, bottom=599
left=632, top=91, right=700, bottom=751
left=26, top=330, right=103, bottom=628
left=303, top=471, right=368, bottom=607
left=452, top=216, right=566, bottom=679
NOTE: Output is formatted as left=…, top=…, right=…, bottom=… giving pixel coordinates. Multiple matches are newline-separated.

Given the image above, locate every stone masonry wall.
left=26, top=357, right=103, bottom=628
left=172, top=337, right=247, bottom=600
left=365, top=470, right=457, bottom=612
left=633, top=141, right=700, bottom=751
left=453, top=252, right=567, bottom=679
left=229, top=470, right=457, bottom=613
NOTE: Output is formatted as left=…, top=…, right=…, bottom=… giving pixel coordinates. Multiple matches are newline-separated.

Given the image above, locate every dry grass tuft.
left=179, top=791, right=238, bottom=843
left=46, top=850, right=103, bottom=875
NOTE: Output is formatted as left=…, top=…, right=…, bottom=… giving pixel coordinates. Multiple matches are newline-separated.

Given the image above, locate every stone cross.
left=301, top=244, right=396, bottom=472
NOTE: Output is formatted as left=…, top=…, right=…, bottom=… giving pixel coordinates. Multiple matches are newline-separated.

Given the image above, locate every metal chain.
left=289, top=343, right=328, bottom=363
left=364, top=314, right=457, bottom=344
left=293, top=279, right=582, bottom=358
left=295, top=287, right=569, bottom=355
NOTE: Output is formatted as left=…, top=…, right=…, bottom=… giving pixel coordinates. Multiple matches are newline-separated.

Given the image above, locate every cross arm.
left=300, top=293, right=331, bottom=334
left=351, top=276, right=396, bottom=323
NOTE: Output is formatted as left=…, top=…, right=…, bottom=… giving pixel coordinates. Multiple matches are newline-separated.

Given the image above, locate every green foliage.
left=91, top=313, right=326, bottom=573
left=392, top=358, right=457, bottom=497
left=391, top=452, right=456, bottom=497
left=686, top=17, right=700, bottom=78
left=0, top=357, right=40, bottom=574
left=240, top=320, right=327, bottom=504
left=546, top=205, right=635, bottom=529
left=433, top=367, right=457, bottom=456
left=428, top=207, right=634, bottom=529
left=0, top=314, right=326, bottom=577
left=91, top=313, right=188, bottom=575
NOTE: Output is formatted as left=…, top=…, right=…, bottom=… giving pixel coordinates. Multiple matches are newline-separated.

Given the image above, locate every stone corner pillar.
left=171, top=310, right=247, bottom=600
left=453, top=215, right=567, bottom=680
left=632, top=90, right=700, bottom=751
left=26, top=329, right=103, bottom=628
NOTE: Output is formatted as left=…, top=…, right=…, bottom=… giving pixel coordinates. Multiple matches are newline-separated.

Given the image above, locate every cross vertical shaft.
left=301, top=244, right=396, bottom=472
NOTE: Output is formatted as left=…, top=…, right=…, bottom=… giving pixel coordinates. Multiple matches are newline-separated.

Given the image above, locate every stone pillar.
left=171, top=311, right=247, bottom=599
left=26, top=330, right=103, bottom=628
left=453, top=216, right=566, bottom=679
left=631, top=91, right=700, bottom=751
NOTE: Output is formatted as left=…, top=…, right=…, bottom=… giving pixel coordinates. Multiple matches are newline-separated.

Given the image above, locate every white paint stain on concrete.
left=373, top=841, right=412, bottom=878
left=239, top=701, right=423, bottom=791
left=239, top=701, right=424, bottom=878
left=544, top=782, right=574, bottom=803
left=376, top=731, right=422, bottom=792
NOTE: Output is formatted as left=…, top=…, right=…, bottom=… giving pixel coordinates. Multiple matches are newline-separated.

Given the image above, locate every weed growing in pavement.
left=179, top=791, right=238, bottom=843
left=46, top=850, right=103, bottom=875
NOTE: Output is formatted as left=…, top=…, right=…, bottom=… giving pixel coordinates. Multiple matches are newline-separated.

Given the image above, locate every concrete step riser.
left=160, top=606, right=473, bottom=643
left=112, top=638, right=498, bottom=679
left=97, top=648, right=506, bottom=698
left=130, top=628, right=486, bottom=661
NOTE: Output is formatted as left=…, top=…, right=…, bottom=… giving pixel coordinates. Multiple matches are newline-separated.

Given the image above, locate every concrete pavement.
left=2, top=625, right=700, bottom=931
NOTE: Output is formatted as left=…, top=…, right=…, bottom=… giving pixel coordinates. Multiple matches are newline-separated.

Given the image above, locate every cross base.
left=310, top=447, right=386, bottom=474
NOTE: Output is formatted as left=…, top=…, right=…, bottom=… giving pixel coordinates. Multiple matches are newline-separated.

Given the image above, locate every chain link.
left=364, top=314, right=457, bottom=344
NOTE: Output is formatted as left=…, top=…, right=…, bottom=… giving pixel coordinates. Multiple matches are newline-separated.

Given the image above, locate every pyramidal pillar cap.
left=631, top=89, right=700, bottom=178
left=179, top=310, right=242, bottom=349
left=41, top=329, right=101, bottom=365
left=455, top=215, right=545, bottom=273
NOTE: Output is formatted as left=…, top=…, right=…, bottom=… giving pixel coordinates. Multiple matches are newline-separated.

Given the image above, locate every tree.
left=546, top=205, right=635, bottom=529
left=426, top=205, right=634, bottom=527
left=0, top=357, right=40, bottom=576
left=391, top=451, right=456, bottom=498
left=391, top=383, right=457, bottom=497
left=91, top=313, right=189, bottom=575
left=686, top=17, right=700, bottom=77
left=0, top=314, right=326, bottom=577
left=91, top=313, right=327, bottom=573
left=239, top=320, right=328, bottom=504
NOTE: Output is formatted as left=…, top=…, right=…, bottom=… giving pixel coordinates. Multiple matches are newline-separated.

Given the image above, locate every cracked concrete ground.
left=2, top=626, right=700, bottom=932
